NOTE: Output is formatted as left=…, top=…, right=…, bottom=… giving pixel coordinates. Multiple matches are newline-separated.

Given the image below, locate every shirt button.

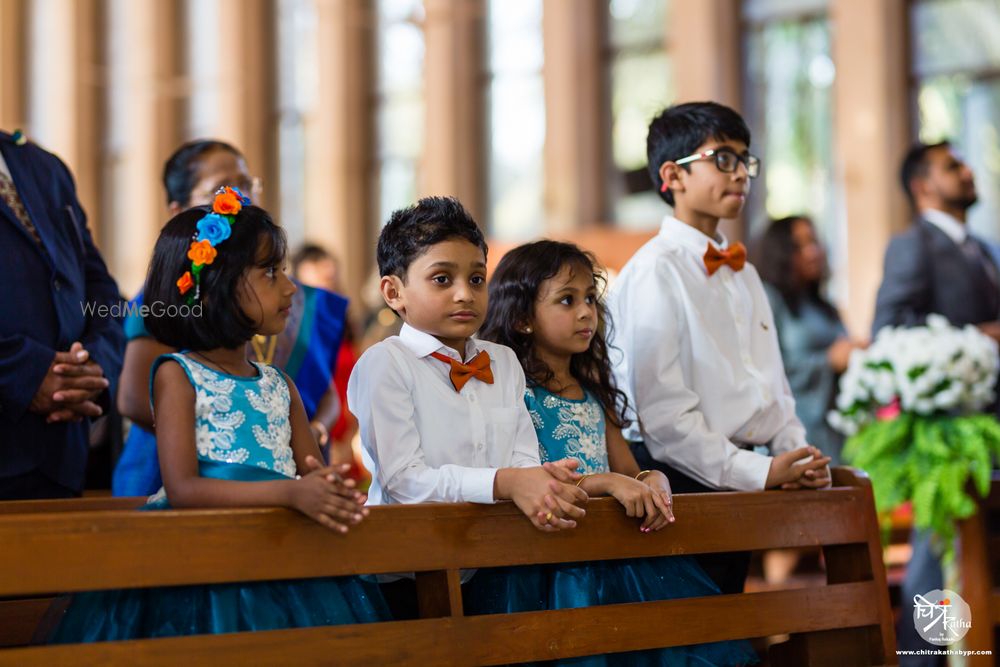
left=747, top=430, right=754, bottom=439
left=468, top=394, right=477, bottom=403
left=53, top=279, right=62, bottom=291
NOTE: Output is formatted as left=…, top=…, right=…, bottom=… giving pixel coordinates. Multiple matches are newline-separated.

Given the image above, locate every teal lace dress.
left=523, top=386, right=759, bottom=666
left=51, top=353, right=389, bottom=642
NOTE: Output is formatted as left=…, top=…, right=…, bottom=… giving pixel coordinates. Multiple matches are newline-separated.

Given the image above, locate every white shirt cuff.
left=771, top=426, right=808, bottom=454
left=723, top=449, right=774, bottom=491
left=461, top=468, right=499, bottom=504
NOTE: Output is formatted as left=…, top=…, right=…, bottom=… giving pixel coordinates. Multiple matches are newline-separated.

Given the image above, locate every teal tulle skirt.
left=50, top=462, right=390, bottom=643
left=464, top=556, right=759, bottom=666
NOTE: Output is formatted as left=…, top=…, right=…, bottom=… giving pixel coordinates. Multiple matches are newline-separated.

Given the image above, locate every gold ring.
left=545, top=512, right=554, bottom=521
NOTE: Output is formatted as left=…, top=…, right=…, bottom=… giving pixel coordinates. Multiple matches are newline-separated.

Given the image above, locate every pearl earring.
left=524, top=327, right=532, bottom=334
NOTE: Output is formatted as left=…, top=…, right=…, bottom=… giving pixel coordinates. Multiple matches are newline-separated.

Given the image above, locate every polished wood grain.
left=0, top=467, right=896, bottom=665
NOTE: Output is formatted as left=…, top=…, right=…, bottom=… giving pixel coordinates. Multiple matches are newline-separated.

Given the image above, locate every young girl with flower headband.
left=50, top=190, right=389, bottom=642
left=114, top=140, right=347, bottom=498
left=480, top=240, right=758, bottom=666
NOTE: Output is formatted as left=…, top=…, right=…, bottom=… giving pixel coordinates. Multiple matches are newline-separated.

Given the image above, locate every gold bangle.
left=635, top=470, right=652, bottom=482
left=575, top=473, right=593, bottom=487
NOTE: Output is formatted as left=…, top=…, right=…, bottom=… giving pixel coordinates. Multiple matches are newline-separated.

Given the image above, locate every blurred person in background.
left=754, top=214, right=865, bottom=585
left=755, top=215, right=864, bottom=467
left=292, top=244, right=367, bottom=484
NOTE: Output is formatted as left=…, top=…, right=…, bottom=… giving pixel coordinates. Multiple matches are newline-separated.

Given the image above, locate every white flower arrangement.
left=828, top=314, right=999, bottom=436
left=828, top=314, right=1000, bottom=561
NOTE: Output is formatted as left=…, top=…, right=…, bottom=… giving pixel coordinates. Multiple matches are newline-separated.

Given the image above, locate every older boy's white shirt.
left=347, top=322, right=541, bottom=506
left=608, top=214, right=808, bottom=491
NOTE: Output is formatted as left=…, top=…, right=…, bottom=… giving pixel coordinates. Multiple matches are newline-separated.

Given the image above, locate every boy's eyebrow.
left=425, top=260, right=487, bottom=270
left=713, top=143, right=750, bottom=156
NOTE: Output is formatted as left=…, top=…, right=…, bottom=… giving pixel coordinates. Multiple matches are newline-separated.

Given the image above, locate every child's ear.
left=380, top=275, right=405, bottom=312
left=658, top=161, right=685, bottom=197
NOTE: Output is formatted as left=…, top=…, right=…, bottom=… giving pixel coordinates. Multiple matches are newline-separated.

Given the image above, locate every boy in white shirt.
left=348, top=196, right=586, bottom=616
left=608, top=101, right=831, bottom=593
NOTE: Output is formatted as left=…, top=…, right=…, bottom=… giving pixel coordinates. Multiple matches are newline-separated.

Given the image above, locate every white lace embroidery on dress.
left=526, top=388, right=608, bottom=474
left=246, top=366, right=295, bottom=477
left=184, top=359, right=251, bottom=465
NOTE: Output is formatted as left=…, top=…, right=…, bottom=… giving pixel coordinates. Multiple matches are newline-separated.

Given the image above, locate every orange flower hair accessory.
left=178, top=186, right=252, bottom=304
left=176, top=271, right=194, bottom=295
left=187, top=239, right=218, bottom=267
left=212, top=187, right=244, bottom=216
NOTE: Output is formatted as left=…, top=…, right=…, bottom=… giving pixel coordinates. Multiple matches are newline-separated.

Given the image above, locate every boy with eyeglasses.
left=607, top=101, right=830, bottom=594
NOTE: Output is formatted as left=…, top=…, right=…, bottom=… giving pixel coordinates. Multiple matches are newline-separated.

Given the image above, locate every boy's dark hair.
left=377, top=196, right=488, bottom=280
left=900, top=140, right=950, bottom=206
left=144, top=205, right=287, bottom=350
left=479, top=240, right=631, bottom=429
left=162, top=139, right=244, bottom=207
left=646, top=101, right=752, bottom=207
left=291, top=243, right=333, bottom=277
left=753, top=215, right=838, bottom=319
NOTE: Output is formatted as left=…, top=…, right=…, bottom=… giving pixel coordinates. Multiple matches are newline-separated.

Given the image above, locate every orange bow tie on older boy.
left=703, top=241, right=747, bottom=276
left=429, top=351, right=494, bottom=392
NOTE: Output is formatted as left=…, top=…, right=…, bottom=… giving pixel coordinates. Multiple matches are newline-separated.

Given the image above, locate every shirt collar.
left=399, top=322, right=480, bottom=362
left=922, top=208, right=968, bottom=245
left=657, top=214, right=731, bottom=253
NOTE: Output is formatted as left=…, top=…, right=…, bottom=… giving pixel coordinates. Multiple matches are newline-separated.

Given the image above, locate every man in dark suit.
left=0, top=130, right=125, bottom=500
left=874, top=141, right=1000, bottom=339
left=873, top=140, right=1000, bottom=665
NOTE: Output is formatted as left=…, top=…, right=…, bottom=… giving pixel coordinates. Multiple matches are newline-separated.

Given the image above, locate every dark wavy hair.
left=480, top=240, right=631, bottom=429
left=377, top=196, right=488, bottom=280
left=753, top=215, right=837, bottom=318
left=143, top=205, right=287, bottom=350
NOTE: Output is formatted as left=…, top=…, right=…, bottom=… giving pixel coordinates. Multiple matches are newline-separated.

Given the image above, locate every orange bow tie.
left=703, top=241, right=747, bottom=276
left=429, top=350, right=494, bottom=392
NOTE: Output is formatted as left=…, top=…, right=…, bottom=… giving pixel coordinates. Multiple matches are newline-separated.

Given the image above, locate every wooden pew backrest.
left=0, top=467, right=896, bottom=666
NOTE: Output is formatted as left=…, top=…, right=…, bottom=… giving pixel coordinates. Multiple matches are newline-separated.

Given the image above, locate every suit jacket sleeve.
left=872, top=229, right=931, bottom=337
left=0, top=334, right=55, bottom=420
left=58, top=160, right=126, bottom=408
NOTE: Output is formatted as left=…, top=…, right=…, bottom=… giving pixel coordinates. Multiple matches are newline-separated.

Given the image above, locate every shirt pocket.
left=487, top=407, right=522, bottom=466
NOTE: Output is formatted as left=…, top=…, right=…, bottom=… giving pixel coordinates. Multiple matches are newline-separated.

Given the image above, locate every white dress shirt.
left=608, top=215, right=808, bottom=491
left=347, top=323, right=541, bottom=506
left=921, top=208, right=968, bottom=245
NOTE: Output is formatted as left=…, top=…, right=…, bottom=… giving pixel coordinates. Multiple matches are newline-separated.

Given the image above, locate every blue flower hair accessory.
left=176, top=186, right=252, bottom=304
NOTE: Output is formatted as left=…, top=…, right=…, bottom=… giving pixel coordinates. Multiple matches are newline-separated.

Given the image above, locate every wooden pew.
left=0, top=496, right=147, bottom=642
left=0, top=467, right=896, bottom=666
left=959, top=471, right=1000, bottom=666
left=0, top=496, right=144, bottom=514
